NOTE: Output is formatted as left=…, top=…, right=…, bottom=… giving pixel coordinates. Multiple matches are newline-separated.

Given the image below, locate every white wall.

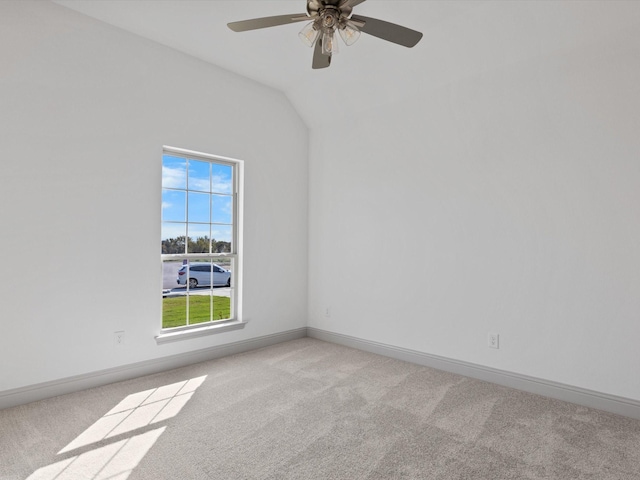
left=308, top=22, right=640, bottom=401
left=0, top=1, right=308, bottom=391
left=3, top=0, right=639, bottom=408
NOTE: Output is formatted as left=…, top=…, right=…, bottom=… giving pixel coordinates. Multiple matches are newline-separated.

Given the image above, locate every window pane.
left=188, top=192, right=210, bottom=223
left=163, top=259, right=187, bottom=291
left=162, top=155, right=186, bottom=189
left=162, top=189, right=186, bottom=222
left=162, top=223, right=186, bottom=254
left=212, top=225, right=232, bottom=253
left=188, top=160, right=210, bottom=192
left=211, top=194, right=232, bottom=224
left=162, top=259, right=188, bottom=328
left=189, top=292, right=212, bottom=325
left=212, top=287, right=231, bottom=321
left=181, top=260, right=213, bottom=287
left=212, top=257, right=232, bottom=321
left=163, top=294, right=188, bottom=328
left=187, top=223, right=210, bottom=254
left=211, top=163, right=232, bottom=194
left=214, top=257, right=232, bottom=290
left=214, top=257, right=232, bottom=272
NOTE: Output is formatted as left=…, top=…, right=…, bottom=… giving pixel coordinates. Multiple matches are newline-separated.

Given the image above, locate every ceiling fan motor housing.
left=307, top=0, right=353, bottom=26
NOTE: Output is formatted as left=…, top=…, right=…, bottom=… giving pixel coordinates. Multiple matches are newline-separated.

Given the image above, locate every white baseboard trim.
left=0, top=328, right=307, bottom=410
left=307, top=327, right=640, bottom=420
left=5, top=326, right=639, bottom=420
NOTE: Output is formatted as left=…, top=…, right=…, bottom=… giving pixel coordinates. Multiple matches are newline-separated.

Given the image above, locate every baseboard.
left=307, top=327, right=640, bottom=420
left=0, top=327, right=307, bottom=410
left=6, top=326, right=639, bottom=420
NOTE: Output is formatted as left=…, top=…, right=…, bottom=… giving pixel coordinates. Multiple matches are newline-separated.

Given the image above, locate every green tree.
left=162, top=236, right=186, bottom=254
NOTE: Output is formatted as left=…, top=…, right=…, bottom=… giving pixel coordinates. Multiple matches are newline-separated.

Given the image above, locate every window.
left=160, top=147, right=241, bottom=334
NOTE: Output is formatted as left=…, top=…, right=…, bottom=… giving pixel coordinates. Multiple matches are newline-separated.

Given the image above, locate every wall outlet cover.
left=114, top=331, right=125, bottom=348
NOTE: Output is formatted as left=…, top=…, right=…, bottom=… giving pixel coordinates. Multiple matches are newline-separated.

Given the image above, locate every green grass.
left=162, top=295, right=231, bottom=329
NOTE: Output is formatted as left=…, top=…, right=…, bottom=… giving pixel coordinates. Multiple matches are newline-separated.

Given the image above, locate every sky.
left=161, top=154, right=233, bottom=245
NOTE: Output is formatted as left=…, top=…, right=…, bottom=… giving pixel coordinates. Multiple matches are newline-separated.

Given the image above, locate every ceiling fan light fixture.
left=338, top=20, right=361, bottom=46
left=298, top=20, right=320, bottom=47
left=321, top=30, right=339, bottom=56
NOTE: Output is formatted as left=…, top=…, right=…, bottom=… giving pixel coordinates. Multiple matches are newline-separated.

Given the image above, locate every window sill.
left=155, top=319, right=247, bottom=345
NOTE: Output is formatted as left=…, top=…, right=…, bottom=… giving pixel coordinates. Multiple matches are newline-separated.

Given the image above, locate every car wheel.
left=226, top=277, right=231, bottom=287
left=188, top=278, right=198, bottom=289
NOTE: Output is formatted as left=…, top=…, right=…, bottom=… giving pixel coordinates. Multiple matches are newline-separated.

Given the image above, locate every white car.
left=177, top=263, right=231, bottom=289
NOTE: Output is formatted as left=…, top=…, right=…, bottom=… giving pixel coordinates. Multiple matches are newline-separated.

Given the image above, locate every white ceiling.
left=52, top=0, right=640, bottom=128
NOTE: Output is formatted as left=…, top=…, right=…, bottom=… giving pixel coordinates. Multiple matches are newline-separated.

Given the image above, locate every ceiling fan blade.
left=350, top=14, right=423, bottom=48
left=228, top=14, right=309, bottom=32
left=312, top=38, right=331, bottom=69
left=339, top=0, right=368, bottom=8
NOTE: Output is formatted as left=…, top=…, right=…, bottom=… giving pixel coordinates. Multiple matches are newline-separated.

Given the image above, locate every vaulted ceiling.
left=53, top=0, right=640, bottom=128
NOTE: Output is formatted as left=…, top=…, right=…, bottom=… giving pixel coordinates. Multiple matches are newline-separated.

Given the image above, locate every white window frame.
left=156, top=146, right=245, bottom=344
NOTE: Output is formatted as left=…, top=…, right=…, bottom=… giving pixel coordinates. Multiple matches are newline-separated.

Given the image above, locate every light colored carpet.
left=1, top=338, right=640, bottom=479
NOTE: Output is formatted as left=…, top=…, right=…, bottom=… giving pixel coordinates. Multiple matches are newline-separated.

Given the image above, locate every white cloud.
left=162, top=165, right=186, bottom=189
left=212, top=174, right=232, bottom=194
left=212, top=227, right=231, bottom=242
left=190, top=177, right=210, bottom=192
left=162, top=223, right=186, bottom=240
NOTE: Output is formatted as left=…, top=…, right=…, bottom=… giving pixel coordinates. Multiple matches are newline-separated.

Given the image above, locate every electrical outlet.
left=114, top=331, right=125, bottom=349
left=488, top=333, right=499, bottom=349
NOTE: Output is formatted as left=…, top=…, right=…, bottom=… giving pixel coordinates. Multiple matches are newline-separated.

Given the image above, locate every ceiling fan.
left=228, top=0, right=423, bottom=69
